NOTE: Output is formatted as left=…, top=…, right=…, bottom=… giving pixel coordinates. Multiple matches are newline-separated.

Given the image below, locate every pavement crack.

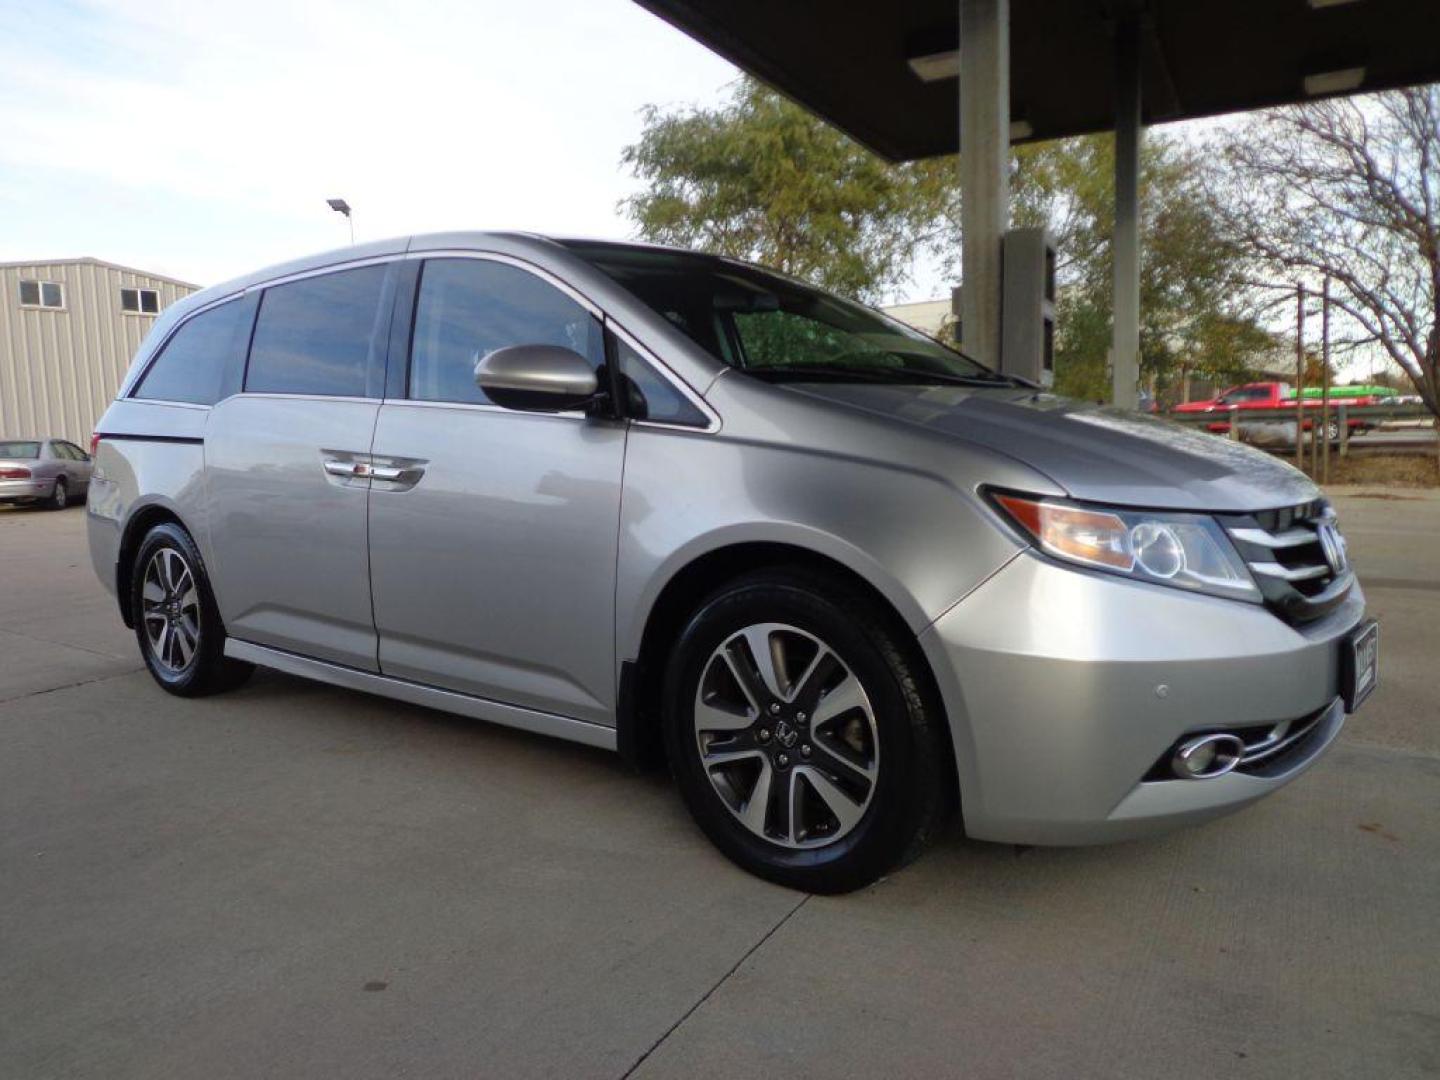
left=619, top=892, right=811, bottom=1079
left=0, top=666, right=142, bottom=706
left=0, top=625, right=133, bottom=661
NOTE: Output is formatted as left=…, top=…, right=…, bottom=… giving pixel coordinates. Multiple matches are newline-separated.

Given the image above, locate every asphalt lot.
left=2, top=490, right=1437, bottom=1079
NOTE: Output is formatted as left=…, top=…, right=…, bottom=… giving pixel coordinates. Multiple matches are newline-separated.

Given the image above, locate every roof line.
left=0, top=256, right=200, bottom=290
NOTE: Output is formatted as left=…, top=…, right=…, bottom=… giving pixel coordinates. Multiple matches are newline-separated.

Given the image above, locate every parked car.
left=0, top=438, right=93, bottom=509
left=1173, top=380, right=1378, bottom=441
left=86, top=234, right=1378, bottom=893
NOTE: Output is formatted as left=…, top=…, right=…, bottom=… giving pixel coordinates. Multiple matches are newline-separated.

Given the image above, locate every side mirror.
left=474, top=344, right=600, bottom=413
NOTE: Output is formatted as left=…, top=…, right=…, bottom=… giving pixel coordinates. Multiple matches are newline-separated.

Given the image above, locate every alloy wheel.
left=141, top=548, right=201, bottom=674
left=693, top=622, right=879, bottom=849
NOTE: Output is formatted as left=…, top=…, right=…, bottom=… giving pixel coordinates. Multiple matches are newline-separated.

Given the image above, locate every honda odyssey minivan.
left=88, top=233, right=1378, bottom=893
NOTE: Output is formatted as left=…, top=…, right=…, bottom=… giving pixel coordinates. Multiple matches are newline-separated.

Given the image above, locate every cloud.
left=0, top=0, right=738, bottom=283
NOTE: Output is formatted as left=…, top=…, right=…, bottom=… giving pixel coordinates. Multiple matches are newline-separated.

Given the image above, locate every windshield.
left=0, top=441, right=41, bottom=459
left=561, top=241, right=1013, bottom=386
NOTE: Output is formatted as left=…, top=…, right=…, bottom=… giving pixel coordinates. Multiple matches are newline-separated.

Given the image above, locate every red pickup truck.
left=1172, top=381, right=1378, bottom=439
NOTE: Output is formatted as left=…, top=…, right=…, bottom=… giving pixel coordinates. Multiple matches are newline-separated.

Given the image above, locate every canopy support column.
left=959, top=0, right=1009, bottom=370
left=1111, top=13, right=1142, bottom=409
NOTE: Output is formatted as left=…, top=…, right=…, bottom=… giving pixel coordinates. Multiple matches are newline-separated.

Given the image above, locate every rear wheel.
left=131, top=522, right=253, bottom=696
left=664, top=568, right=948, bottom=893
left=47, top=477, right=68, bottom=510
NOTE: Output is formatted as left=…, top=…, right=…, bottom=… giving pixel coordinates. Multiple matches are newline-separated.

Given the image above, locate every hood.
left=786, top=382, right=1319, bottom=512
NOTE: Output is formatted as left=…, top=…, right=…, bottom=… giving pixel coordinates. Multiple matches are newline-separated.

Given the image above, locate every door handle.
left=323, top=460, right=360, bottom=478
left=369, top=464, right=411, bottom=482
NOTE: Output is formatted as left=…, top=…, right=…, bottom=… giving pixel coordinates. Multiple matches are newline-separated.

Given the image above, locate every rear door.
left=204, top=261, right=397, bottom=670
left=53, top=441, right=93, bottom=494
left=366, top=255, right=625, bottom=724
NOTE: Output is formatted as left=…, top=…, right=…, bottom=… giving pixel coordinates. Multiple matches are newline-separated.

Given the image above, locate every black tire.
left=130, top=522, right=253, bottom=696
left=663, top=567, right=949, bottom=894
left=47, top=477, right=68, bottom=510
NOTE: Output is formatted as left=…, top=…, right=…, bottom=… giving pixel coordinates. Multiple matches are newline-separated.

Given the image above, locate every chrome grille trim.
left=1249, top=561, right=1331, bottom=582
left=1238, top=711, right=1324, bottom=766
left=1227, top=526, right=1315, bottom=549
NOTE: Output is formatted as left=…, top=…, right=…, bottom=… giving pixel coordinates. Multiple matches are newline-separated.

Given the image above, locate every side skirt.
left=224, top=639, right=619, bottom=752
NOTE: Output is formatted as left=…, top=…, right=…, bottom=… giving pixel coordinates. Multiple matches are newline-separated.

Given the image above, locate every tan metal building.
left=0, top=258, right=198, bottom=444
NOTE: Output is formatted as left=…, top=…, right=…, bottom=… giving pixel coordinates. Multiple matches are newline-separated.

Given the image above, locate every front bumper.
left=920, top=551, right=1365, bottom=846
left=0, top=478, right=52, bottom=502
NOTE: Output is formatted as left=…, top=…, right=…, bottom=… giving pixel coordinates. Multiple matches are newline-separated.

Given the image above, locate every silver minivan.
left=88, top=233, right=1378, bottom=892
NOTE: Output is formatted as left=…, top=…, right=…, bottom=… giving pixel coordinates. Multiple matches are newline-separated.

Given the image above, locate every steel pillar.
left=1111, top=14, right=1142, bottom=409
left=959, top=0, right=1009, bottom=370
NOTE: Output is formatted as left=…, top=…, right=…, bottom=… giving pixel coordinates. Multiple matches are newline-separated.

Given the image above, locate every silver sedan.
left=0, top=438, right=93, bottom=509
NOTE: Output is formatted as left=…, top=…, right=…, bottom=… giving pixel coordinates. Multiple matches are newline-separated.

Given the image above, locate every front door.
left=367, top=256, right=624, bottom=725
left=205, top=262, right=395, bottom=671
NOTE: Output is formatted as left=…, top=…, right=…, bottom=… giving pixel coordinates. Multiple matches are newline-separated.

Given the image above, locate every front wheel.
left=47, top=477, right=68, bottom=510
left=663, top=569, right=949, bottom=893
left=131, top=522, right=253, bottom=696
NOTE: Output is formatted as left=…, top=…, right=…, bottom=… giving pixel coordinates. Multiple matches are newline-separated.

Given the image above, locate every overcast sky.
left=0, top=0, right=741, bottom=287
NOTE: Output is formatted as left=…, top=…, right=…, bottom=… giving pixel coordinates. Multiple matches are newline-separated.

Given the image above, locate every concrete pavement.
left=1, top=493, right=1437, bottom=1079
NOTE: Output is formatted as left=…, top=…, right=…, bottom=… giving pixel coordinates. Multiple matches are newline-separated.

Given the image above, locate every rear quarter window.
left=132, top=298, right=251, bottom=405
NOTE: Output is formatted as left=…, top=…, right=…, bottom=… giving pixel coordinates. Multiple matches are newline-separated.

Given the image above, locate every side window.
left=60, top=441, right=90, bottom=461
left=132, top=298, right=249, bottom=405
left=46, top=442, right=67, bottom=460
left=409, top=258, right=603, bottom=405
left=245, top=265, right=388, bottom=397
left=615, top=338, right=708, bottom=427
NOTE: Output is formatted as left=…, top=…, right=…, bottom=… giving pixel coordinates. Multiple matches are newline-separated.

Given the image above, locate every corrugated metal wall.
left=0, top=261, right=197, bottom=444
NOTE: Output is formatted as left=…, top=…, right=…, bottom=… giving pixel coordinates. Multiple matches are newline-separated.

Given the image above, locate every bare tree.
left=1214, top=87, right=1440, bottom=418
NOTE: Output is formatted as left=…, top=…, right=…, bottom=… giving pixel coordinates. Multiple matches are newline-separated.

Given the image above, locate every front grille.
left=1220, top=499, right=1353, bottom=624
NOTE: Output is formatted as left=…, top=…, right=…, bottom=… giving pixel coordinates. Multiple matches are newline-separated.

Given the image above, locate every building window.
left=19, top=280, right=64, bottom=309
left=120, top=287, right=161, bottom=315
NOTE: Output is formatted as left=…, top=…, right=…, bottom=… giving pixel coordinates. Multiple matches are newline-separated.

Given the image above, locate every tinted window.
left=58, top=441, right=89, bottom=461
left=50, top=442, right=75, bottom=461
left=410, top=259, right=603, bottom=405
left=615, top=338, right=708, bottom=426
left=132, top=298, right=250, bottom=405
left=246, top=265, right=388, bottom=397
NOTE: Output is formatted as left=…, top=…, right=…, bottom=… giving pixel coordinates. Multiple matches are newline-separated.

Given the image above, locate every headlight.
left=990, top=491, right=1260, bottom=603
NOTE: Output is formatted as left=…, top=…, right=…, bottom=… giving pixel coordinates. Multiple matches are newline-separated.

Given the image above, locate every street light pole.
left=1295, top=283, right=1306, bottom=472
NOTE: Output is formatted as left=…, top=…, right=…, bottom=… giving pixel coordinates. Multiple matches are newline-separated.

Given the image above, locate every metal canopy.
left=634, top=0, right=1440, bottom=161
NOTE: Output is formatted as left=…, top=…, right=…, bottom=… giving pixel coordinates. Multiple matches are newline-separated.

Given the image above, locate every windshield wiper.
left=744, top=364, right=1026, bottom=388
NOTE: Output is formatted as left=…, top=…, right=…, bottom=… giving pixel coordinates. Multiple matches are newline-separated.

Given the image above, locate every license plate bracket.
left=1342, top=619, right=1379, bottom=713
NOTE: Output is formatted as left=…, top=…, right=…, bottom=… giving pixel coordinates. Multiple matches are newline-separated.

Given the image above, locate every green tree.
left=622, top=78, right=1271, bottom=402
left=620, top=79, right=938, bottom=301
